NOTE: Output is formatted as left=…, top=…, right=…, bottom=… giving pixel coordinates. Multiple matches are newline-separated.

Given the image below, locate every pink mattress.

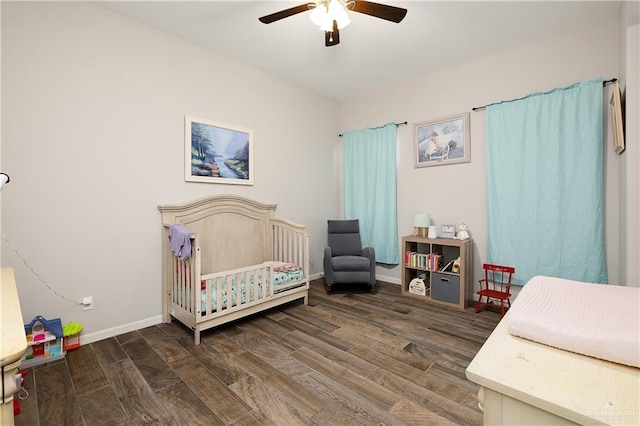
left=506, top=276, right=640, bottom=368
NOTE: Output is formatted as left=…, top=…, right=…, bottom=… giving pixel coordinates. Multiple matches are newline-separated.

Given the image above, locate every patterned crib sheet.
left=201, top=262, right=304, bottom=313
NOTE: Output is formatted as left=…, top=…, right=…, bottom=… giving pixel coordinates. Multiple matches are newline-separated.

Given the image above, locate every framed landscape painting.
left=185, top=115, right=253, bottom=185
left=414, top=112, right=470, bottom=168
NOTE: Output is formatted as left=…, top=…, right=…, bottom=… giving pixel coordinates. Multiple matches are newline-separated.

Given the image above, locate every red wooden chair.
left=475, top=263, right=515, bottom=317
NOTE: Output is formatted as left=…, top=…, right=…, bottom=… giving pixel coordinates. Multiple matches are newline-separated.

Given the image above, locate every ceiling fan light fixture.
left=319, top=20, right=334, bottom=32
left=309, top=2, right=327, bottom=26
left=259, top=0, right=407, bottom=47
left=328, top=0, right=351, bottom=29
left=310, top=0, right=351, bottom=31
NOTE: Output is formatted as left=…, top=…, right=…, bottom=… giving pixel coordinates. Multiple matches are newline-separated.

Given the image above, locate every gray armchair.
left=323, top=219, right=375, bottom=292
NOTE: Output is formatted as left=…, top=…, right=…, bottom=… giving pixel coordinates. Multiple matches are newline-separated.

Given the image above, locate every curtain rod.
left=339, top=121, right=407, bottom=137
left=472, top=78, right=618, bottom=112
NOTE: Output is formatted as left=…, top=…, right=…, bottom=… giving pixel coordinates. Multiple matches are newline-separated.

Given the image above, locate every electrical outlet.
left=82, top=296, right=93, bottom=311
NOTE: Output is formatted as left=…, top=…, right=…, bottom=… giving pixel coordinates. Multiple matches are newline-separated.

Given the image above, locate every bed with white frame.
left=158, top=195, right=309, bottom=345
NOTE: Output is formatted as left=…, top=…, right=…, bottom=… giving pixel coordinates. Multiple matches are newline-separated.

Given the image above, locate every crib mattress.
left=506, top=275, right=640, bottom=368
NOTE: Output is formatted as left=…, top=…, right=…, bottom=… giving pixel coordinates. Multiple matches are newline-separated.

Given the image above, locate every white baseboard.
left=312, top=272, right=401, bottom=286
left=80, top=315, right=163, bottom=345
left=309, top=272, right=323, bottom=280
left=376, top=274, right=401, bottom=285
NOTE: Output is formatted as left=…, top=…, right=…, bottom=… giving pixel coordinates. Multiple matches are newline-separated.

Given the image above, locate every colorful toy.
left=23, top=316, right=65, bottom=366
left=63, top=321, right=83, bottom=351
left=452, top=256, right=461, bottom=273
left=13, top=369, right=28, bottom=416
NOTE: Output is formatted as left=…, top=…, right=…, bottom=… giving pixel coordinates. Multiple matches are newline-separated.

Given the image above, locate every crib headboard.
left=158, top=195, right=276, bottom=274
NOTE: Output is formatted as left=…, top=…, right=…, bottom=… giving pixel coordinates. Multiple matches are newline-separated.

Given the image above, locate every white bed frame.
left=158, top=195, right=309, bottom=344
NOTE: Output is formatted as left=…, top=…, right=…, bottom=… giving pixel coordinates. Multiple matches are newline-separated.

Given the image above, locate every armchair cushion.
left=331, top=255, right=371, bottom=272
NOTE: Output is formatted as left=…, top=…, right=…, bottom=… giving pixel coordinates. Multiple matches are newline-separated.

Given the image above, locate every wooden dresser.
left=466, top=315, right=640, bottom=425
left=1, top=267, right=27, bottom=425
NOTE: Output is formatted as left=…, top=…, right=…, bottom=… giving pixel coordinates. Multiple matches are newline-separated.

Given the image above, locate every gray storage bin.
left=432, top=273, right=460, bottom=304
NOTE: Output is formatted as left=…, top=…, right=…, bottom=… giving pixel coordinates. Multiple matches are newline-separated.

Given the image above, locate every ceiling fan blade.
left=259, top=3, right=312, bottom=24
left=325, top=20, right=340, bottom=47
left=351, top=1, right=407, bottom=23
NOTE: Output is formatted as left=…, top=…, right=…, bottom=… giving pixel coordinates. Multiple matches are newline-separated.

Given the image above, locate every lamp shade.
left=413, top=213, right=431, bottom=228
left=328, top=0, right=351, bottom=29
left=310, top=3, right=327, bottom=26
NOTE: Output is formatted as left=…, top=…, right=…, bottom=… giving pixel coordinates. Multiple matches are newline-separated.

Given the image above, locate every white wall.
left=339, top=20, right=621, bottom=296
left=0, top=1, right=3, bottom=263
left=1, top=2, right=338, bottom=340
left=618, top=0, right=640, bottom=287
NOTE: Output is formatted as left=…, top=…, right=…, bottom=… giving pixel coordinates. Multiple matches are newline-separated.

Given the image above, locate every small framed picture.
left=414, top=112, right=470, bottom=167
left=440, top=224, right=456, bottom=238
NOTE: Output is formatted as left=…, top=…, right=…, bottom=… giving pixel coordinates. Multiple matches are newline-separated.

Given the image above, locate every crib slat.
left=179, top=258, right=187, bottom=311
left=250, top=269, right=257, bottom=303
left=228, top=274, right=235, bottom=310
left=203, top=278, right=210, bottom=316
left=171, top=258, right=177, bottom=305
left=215, top=277, right=222, bottom=313
left=259, top=267, right=265, bottom=300
left=240, top=271, right=245, bottom=305
left=189, top=260, right=194, bottom=313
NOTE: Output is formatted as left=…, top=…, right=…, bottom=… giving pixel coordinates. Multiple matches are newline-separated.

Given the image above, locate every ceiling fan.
left=259, top=0, right=407, bottom=47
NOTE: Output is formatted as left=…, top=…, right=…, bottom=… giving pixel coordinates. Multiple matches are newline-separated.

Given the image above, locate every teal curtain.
left=486, top=78, right=607, bottom=285
left=343, top=123, right=399, bottom=264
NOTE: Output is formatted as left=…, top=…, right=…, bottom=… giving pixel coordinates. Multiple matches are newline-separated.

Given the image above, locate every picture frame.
left=609, top=81, right=625, bottom=155
left=414, top=112, right=470, bottom=167
left=440, top=224, right=456, bottom=238
left=185, top=115, right=254, bottom=185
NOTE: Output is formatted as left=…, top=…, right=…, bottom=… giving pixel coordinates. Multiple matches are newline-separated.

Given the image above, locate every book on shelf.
left=439, top=257, right=462, bottom=274
left=441, top=259, right=455, bottom=272
left=405, top=251, right=444, bottom=271
left=430, top=254, right=443, bottom=271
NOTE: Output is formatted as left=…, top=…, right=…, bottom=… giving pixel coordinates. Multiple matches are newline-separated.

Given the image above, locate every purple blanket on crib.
left=169, top=224, right=194, bottom=260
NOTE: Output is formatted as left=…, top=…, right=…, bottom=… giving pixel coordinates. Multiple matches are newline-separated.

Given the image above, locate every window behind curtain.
left=343, top=123, right=399, bottom=264
left=486, top=78, right=607, bottom=285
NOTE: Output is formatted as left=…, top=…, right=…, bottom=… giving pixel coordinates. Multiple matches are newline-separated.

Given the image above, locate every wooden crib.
left=158, top=195, right=309, bottom=344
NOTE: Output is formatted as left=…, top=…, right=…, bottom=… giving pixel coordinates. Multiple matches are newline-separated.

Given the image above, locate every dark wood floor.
left=14, top=279, right=500, bottom=425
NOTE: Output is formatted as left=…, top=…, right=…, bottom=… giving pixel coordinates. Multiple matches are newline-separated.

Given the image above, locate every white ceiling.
left=96, top=1, right=622, bottom=102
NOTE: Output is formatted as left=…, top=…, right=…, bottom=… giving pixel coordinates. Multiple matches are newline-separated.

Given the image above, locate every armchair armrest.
left=324, top=246, right=334, bottom=285
left=362, top=246, right=376, bottom=288
left=362, top=246, right=375, bottom=261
